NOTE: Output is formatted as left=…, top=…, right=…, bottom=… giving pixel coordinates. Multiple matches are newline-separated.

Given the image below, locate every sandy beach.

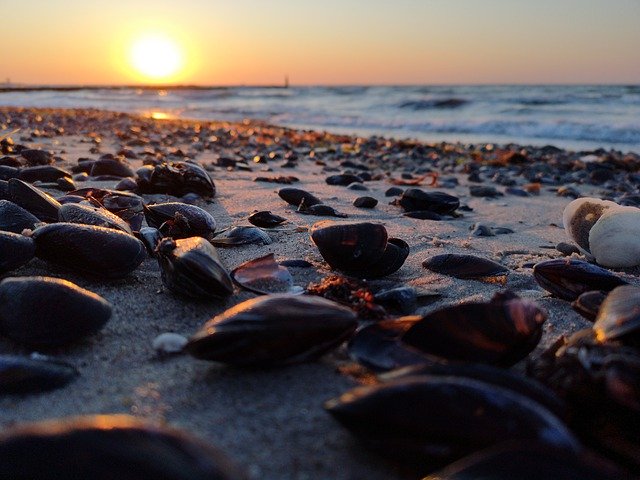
left=0, top=107, right=639, bottom=479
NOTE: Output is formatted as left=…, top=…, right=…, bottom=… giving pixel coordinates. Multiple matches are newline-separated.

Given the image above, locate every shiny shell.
left=156, top=237, right=234, bottom=300
left=210, top=226, right=272, bottom=247
left=31, top=223, right=146, bottom=278
left=0, top=200, right=39, bottom=233
left=0, top=355, right=78, bottom=394
left=230, top=253, right=300, bottom=295
left=396, top=189, right=460, bottom=215
left=144, top=202, right=216, bottom=240
left=0, top=276, right=111, bottom=347
left=138, top=161, right=216, bottom=198
left=8, top=178, right=61, bottom=222
left=278, top=187, right=322, bottom=207
left=593, top=285, right=640, bottom=345
left=58, top=203, right=132, bottom=234
left=571, top=290, right=607, bottom=321
left=0, top=232, right=35, bottom=273
left=422, top=253, right=509, bottom=280
left=247, top=211, right=287, bottom=228
left=186, top=294, right=358, bottom=366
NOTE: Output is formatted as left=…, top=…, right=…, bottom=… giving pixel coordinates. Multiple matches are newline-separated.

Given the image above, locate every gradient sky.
left=2, top=0, right=639, bottom=85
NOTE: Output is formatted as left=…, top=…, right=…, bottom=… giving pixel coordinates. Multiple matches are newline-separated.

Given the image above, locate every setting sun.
left=129, top=33, right=183, bottom=81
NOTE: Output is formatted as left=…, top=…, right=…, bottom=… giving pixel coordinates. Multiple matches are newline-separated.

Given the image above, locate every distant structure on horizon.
left=284, top=75, right=289, bottom=88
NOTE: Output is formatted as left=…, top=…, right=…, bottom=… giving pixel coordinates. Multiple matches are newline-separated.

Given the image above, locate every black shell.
left=278, top=188, right=322, bottom=207
left=247, top=211, right=287, bottom=228
left=0, top=355, right=78, bottom=394
left=32, top=223, right=146, bottom=278
left=310, top=221, right=408, bottom=278
left=571, top=290, right=607, bottom=321
left=297, top=203, right=347, bottom=218
left=324, top=375, right=578, bottom=467
left=593, top=285, right=640, bottom=345
left=210, top=226, right=272, bottom=247
left=0, top=276, right=111, bottom=347
left=18, top=166, right=72, bottom=183
left=138, top=227, right=163, bottom=256
left=422, top=253, right=509, bottom=280
left=0, top=415, right=245, bottom=480
left=156, top=237, right=233, bottom=300
left=326, top=174, right=362, bottom=186
left=58, top=203, right=132, bottom=234
left=67, top=188, right=145, bottom=232
left=144, top=202, right=216, bottom=239
left=186, top=294, right=357, bottom=366
left=397, top=189, right=460, bottom=215
left=137, top=161, right=216, bottom=198
left=90, top=157, right=134, bottom=177
left=230, top=253, right=297, bottom=295
left=401, top=294, right=547, bottom=366
left=533, top=258, right=627, bottom=301
left=0, top=232, right=35, bottom=273
left=8, top=178, right=61, bottom=222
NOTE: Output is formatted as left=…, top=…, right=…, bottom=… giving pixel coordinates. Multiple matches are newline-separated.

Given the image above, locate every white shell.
left=152, top=332, right=187, bottom=354
left=562, top=197, right=617, bottom=253
left=589, top=206, right=640, bottom=268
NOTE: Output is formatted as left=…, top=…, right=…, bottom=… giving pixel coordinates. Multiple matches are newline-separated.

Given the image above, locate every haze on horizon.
left=2, top=0, right=639, bottom=86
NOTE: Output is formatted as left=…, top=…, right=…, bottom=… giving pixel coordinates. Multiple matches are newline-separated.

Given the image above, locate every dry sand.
left=0, top=108, right=638, bottom=479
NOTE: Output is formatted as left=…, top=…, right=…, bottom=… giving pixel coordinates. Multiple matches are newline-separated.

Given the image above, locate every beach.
left=0, top=107, right=639, bottom=479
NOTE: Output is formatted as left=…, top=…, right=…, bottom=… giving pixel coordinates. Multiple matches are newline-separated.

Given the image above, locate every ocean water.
left=1, top=85, right=639, bottom=152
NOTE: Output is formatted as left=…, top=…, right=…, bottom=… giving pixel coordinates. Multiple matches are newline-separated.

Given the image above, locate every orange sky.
left=3, top=0, right=640, bottom=85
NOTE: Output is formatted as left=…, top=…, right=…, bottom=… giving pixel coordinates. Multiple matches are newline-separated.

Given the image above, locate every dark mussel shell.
left=297, top=203, right=348, bottom=218
left=324, top=375, right=578, bottom=468
left=138, top=161, right=216, bottom=198
left=571, top=290, right=607, bottom=322
left=186, top=294, right=357, bottom=366
left=326, top=174, right=363, bottom=186
left=310, top=221, right=408, bottom=279
left=401, top=293, right=547, bottom=366
left=247, top=210, right=287, bottom=228
left=138, top=227, right=163, bottom=256
left=422, top=253, right=509, bottom=280
left=156, top=237, right=233, bottom=300
left=0, top=200, right=39, bottom=233
left=423, top=442, right=633, bottom=480
left=90, top=156, right=134, bottom=177
left=210, top=226, right=272, bottom=247
left=373, top=286, right=418, bottom=315
left=58, top=203, right=132, bottom=234
left=396, top=189, right=460, bottom=215
left=0, top=355, right=78, bottom=394
left=0, top=414, right=245, bottom=480
left=67, top=188, right=145, bottom=231
left=31, top=223, right=146, bottom=279
left=18, top=165, right=72, bottom=183
left=144, top=202, right=216, bottom=240
left=8, top=178, right=61, bottom=222
left=0, top=232, right=35, bottom=273
left=230, top=253, right=299, bottom=295
left=593, top=285, right=640, bottom=345
left=0, top=276, right=112, bottom=347
left=277, top=187, right=322, bottom=207
left=533, top=258, right=627, bottom=301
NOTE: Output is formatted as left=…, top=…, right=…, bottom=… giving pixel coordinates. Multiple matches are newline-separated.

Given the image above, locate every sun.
left=129, top=33, right=184, bottom=81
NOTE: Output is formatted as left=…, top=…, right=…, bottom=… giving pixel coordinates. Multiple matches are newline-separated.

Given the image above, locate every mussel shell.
left=247, top=210, right=287, bottom=228
left=0, top=355, right=78, bottom=394
left=298, top=204, right=348, bottom=218
left=0, top=232, right=35, bottom=273
left=326, top=174, right=363, bottom=186
left=32, top=223, right=146, bottom=278
left=594, top=285, right=640, bottom=345
left=0, top=276, right=112, bottom=347
left=156, top=237, right=234, bottom=300
left=0, top=200, right=40, bottom=233
left=144, top=202, right=216, bottom=239
left=139, top=161, right=216, bottom=198
left=571, top=290, right=607, bottom=322
left=373, top=286, right=418, bottom=315
left=8, top=178, right=61, bottom=222
left=278, top=187, right=322, bottom=207
left=58, top=203, right=133, bottom=234
left=18, top=166, right=72, bottom=183
left=90, top=157, right=134, bottom=177
left=324, top=375, right=578, bottom=467
left=210, top=226, right=272, bottom=247
left=0, top=415, right=245, bottom=480
left=138, top=226, right=163, bottom=256
left=186, top=294, right=358, bottom=366
left=67, top=188, right=144, bottom=231
left=401, top=296, right=547, bottom=366
left=422, top=254, right=509, bottom=280
left=397, top=189, right=460, bottom=215
left=533, top=258, right=627, bottom=301
left=230, top=253, right=297, bottom=295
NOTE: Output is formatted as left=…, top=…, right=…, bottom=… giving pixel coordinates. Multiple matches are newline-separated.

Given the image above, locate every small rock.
left=353, top=196, right=378, bottom=208
left=152, top=333, right=188, bottom=354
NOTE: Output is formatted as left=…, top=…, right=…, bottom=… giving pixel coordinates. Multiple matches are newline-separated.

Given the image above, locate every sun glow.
left=129, top=33, right=184, bottom=81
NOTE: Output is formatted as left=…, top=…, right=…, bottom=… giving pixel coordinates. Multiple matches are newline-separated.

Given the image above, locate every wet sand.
left=0, top=107, right=638, bottom=479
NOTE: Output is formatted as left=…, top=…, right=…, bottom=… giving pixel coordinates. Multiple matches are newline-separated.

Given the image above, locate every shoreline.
left=0, top=107, right=639, bottom=479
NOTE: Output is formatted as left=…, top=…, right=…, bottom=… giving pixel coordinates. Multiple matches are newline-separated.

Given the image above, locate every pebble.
left=353, top=196, right=378, bottom=208
left=152, top=332, right=188, bottom=354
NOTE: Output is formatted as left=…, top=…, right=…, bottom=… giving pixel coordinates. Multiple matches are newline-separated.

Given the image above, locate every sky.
left=2, top=0, right=639, bottom=85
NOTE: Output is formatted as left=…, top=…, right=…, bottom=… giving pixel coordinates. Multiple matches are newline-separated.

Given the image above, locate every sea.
left=1, top=85, right=639, bottom=152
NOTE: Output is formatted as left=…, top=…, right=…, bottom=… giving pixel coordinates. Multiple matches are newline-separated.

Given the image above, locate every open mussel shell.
left=0, top=200, right=39, bottom=233
left=397, top=189, right=460, bottom=215
left=310, top=221, right=408, bottom=278
left=138, top=161, right=216, bottom=198
left=185, top=294, right=358, bottom=366
left=247, top=210, right=287, bottom=228
left=593, top=285, right=640, bottom=345
left=278, top=187, right=322, bottom=207
left=0, top=414, right=246, bottom=480
left=423, top=441, right=633, bottom=480
left=8, top=178, right=61, bottom=222
left=422, top=253, right=509, bottom=280
left=0, top=355, right=78, bottom=394
left=144, top=202, right=216, bottom=240
left=58, top=203, right=132, bottom=234
left=0, top=276, right=112, bottom=347
left=571, top=290, right=607, bottom=322
left=230, top=253, right=301, bottom=295
left=324, top=375, right=578, bottom=468
left=0, top=232, right=35, bottom=273
left=401, top=293, right=547, bottom=366
left=210, top=226, right=272, bottom=247
left=156, top=237, right=233, bottom=300
left=31, top=223, right=146, bottom=279
left=533, top=258, right=627, bottom=301
left=68, top=187, right=145, bottom=231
